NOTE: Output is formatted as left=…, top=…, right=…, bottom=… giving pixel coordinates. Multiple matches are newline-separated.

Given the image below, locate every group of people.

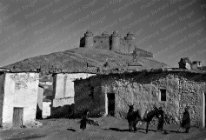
left=78, top=106, right=191, bottom=134
left=126, top=105, right=191, bottom=134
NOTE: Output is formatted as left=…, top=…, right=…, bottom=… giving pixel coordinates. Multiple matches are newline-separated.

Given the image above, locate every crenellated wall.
left=79, top=31, right=153, bottom=57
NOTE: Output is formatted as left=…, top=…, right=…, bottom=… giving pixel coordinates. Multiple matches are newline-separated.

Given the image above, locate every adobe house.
left=50, top=72, right=95, bottom=118
left=179, top=57, right=202, bottom=70
left=52, top=73, right=95, bottom=107
left=74, top=68, right=206, bottom=128
left=0, top=71, right=39, bottom=128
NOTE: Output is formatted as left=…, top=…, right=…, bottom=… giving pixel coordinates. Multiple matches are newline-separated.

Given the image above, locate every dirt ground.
left=0, top=117, right=206, bottom=140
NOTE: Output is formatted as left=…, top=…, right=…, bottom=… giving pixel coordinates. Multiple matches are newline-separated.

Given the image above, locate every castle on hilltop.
left=80, top=31, right=153, bottom=57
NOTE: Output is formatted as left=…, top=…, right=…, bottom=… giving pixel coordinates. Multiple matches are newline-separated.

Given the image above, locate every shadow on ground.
left=104, top=127, right=147, bottom=133
left=67, top=128, right=76, bottom=132
left=104, top=127, right=187, bottom=135
left=6, top=134, right=47, bottom=140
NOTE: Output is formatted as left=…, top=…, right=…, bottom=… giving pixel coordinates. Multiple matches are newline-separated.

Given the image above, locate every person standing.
left=127, top=105, right=135, bottom=132
left=157, top=107, right=165, bottom=132
left=181, top=106, right=191, bottom=133
left=80, top=110, right=89, bottom=130
left=80, top=110, right=99, bottom=130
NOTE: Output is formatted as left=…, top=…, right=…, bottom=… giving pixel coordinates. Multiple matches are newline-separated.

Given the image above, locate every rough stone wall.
left=119, top=39, right=135, bottom=54
left=164, top=74, right=180, bottom=122
left=178, top=74, right=206, bottom=126
left=81, top=33, right=154, bottom=57
left=74, top=77, right=105, bottom=117
left=101, top=73, right=179, bottom=119
left=93, top=36, right=135, bottom=54
left=93, top=36, right=110, bottom=50
left=2, top=73, right=39, bottom=128
left=105, top=73, right=206, bottom=126
left=102, top=73, right=206, bottom=126
left=74, top=72, right=206, bottom=126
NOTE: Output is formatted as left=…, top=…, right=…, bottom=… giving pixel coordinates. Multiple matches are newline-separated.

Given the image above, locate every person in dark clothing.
left=80, top=110, right=99, bottom=130
left=80, top=110, right=89, bottom=130
left=181, top=106, right=190, bottom=133
left=157, top=107, right=165, bottom=131
left=127, top=105, right=135, bottom=132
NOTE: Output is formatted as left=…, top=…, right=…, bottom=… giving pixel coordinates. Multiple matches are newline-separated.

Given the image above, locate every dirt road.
left=0, top=117, right=206, bottom=140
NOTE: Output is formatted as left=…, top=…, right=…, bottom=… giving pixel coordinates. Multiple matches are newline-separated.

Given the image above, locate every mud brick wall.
left=74, top=71, right=206, bottom=126
left=93, top=36, right=110, bottom=50
left=179, top=73, right=206, bottom=126
left=74, top=77, right=105, bottom=117
left=101, top=73, right=180, bottom=121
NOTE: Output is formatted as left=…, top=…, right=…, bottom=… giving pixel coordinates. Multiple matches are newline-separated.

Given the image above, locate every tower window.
left=159, top=89, right=166, bottom=101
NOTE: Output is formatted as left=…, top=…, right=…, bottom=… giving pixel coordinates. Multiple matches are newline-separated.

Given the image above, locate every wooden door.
left=13, top=107, right=23, bottom=127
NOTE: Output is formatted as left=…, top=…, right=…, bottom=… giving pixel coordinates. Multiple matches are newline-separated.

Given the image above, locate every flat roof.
left=74, top=68, right=206, bottom=82
left=0, top=70, right=39, bottom=73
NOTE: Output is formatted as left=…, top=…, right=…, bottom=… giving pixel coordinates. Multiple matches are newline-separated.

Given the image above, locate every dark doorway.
left=36, top=105, right=42, bottom=119
left=13, top=107, right=23, bottom=127
left=107, top=93, right=115, bottom=116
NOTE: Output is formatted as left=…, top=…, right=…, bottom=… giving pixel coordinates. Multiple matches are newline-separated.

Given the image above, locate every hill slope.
left=2, top=47, right=167, bottom=75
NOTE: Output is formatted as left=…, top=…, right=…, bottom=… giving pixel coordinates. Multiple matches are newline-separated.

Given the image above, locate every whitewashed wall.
left=2, top=73, right=39, bottom=128
left=37, top=87, right=44, bottom=111
left=42, top=101, right=51, bottom=119
left=53, top=73, right=95, bottom=107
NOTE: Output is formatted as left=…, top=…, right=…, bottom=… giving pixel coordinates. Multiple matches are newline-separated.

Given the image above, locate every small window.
left=159, top=89, right=166, bottom=101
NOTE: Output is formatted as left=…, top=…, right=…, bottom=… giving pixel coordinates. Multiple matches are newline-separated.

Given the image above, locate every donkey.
left=128, top=106, right=163, bottom=133
left=126, top=106, right=142, bottom=132
left=143, top=106, right=161, bottom=133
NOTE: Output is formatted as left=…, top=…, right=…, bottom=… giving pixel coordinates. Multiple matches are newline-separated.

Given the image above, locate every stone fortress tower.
left=80, top=31, right=153, bottom=57
left=111, top=31, right=120, bottom=52
left=124, top=32, right=136, bottom=53
left=83, top=31, right=94, bottom=48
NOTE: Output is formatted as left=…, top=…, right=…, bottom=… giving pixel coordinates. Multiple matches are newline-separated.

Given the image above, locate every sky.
left=0, top=0, right=206, bottom=67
